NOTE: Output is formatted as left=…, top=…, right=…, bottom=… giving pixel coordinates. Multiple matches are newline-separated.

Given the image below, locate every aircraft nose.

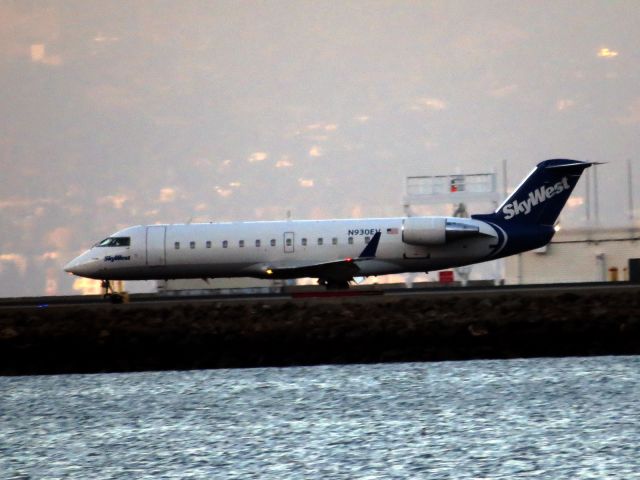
left=64, top=256, right=81, bottom=274
left=63, top=251, right=101, bottom=277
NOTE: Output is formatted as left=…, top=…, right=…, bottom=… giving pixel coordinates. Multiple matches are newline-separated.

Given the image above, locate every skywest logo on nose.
left=104, top=255, right=131, bottom=262
left=502, top=177, right=571, bottom=220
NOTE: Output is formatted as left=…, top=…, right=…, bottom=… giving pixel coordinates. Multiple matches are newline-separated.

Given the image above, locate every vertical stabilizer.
left=473, top=159, right=593, bottom=227
left=472, top=159, right=593, bottom=257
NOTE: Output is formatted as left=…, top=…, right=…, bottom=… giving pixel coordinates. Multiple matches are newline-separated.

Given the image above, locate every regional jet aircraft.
left=65, top=159, right=592, bottom=296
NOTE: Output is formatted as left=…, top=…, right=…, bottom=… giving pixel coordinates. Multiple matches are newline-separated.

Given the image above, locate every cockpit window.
left=96, top=237, right=130, bottom=247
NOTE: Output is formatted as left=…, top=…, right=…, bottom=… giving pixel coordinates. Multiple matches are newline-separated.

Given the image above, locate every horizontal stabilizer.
left=544, top=161, right=603, bottom=169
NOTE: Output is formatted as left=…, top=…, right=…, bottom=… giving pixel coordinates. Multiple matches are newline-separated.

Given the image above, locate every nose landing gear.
left=101, top=280, right=125, bottom=304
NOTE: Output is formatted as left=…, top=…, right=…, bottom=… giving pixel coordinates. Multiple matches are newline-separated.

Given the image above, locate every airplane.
left=64, top=159, right=593, bottom=298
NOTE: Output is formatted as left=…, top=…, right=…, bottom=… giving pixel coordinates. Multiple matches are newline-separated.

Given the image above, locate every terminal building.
left=505, top=226, right=640, bottom=284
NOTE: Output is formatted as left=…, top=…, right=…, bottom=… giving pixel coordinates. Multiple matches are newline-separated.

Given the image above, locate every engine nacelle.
left=402, top=217, right=447, bottom=245
left=402, top=217, right=482, bottom=246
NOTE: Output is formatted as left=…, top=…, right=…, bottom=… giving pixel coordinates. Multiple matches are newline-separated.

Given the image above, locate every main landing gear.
left=318, top=279, right=351, bottom=290
left=101, top=280, right=124, bottom=304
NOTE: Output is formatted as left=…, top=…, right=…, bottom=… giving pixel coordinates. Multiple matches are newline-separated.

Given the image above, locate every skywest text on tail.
left=501, top=176, right=571, bottom=220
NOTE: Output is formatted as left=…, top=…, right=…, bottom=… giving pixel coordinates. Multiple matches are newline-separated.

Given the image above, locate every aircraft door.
left=283, top=231, right=295, bottom=253
left=146, top=226, right=166, bottom=266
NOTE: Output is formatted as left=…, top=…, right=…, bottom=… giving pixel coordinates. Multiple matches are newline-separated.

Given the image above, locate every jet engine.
left=402, top=217, right=481, bottom=246
left=402, top=217, right=447, bottom=245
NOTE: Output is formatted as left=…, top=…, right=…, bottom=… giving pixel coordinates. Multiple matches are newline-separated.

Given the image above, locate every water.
left=1, top=357, right=639, bottom=479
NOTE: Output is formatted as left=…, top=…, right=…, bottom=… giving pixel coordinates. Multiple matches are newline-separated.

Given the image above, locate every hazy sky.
left=1, top=1, right=639, bottom=296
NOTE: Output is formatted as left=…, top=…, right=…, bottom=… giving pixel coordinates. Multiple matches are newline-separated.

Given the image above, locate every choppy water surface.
left=2, top=357, right=640, bottom=479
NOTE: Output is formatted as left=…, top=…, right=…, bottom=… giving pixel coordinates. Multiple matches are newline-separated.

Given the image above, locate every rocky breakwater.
left=1, top=289, right=640, bottom=375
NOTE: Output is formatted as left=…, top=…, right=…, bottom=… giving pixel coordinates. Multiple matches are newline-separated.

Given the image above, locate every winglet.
left=358, top=231, right=381, bottom=258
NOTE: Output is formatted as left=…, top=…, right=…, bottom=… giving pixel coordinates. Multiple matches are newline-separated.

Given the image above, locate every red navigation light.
left=345, top=257, right=353, bottom=263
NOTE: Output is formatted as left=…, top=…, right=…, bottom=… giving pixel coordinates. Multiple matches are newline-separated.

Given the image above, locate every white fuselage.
left=64, top=216, right=501, bottom=282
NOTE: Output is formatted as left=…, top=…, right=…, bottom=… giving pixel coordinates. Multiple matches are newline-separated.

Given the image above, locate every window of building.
left=270, top=239, right=276, bottom=247
left=174, top=241, right=180, bottom=250
left=301, top=238, right=307, bottom=246
left=222, top=240, right=228, bottom=248
left=332, top=237, right=338, bottom=245
left=317, top=238, right=323, bottom=246
left=239, top=240, right=245, bottom=248
left=190, top=241, right=196, bottom=249
left=255, top=239, right=261, bottom=247
left=365, top=236, right=370, bottom=244
left=348, top=237, right=354, bottom=245
left=206, top=241, right=212, bottom=248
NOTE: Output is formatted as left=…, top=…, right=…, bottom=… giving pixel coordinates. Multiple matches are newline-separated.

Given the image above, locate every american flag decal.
left=386, top=228, right=399, bottom=234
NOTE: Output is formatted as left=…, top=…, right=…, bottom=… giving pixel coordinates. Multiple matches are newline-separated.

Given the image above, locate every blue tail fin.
left=472, top=159, right=593, bottom=257
left=473, top=159, right=592, bottom=227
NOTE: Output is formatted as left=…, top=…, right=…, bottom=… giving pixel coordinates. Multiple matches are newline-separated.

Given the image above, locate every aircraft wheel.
left=325, top=280, right=350, bottom=290
left=107, top=293, right=123, bottom=304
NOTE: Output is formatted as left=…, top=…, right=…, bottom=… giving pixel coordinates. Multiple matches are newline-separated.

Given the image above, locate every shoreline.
left=1, top=287, right=639, bottom=375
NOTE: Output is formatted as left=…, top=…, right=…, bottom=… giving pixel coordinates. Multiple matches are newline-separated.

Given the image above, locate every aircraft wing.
left=265, top=232, right=382, bottom=282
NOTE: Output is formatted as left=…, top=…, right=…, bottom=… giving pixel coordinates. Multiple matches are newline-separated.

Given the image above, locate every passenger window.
left=302, top=238, right=307, bottom=246
left=317, top=238, right=323, bottom=246
left=239, top=240, right=245, bottom=248
left=270, top=239, right=276, bottom=247
left=222, top=240, right=228, bottom=248
left=286, top=238, right=292, bottom=247
left=206, top=241, right=212, bottom=248
left=174, top=241, right=180, bottom=250
left=190, top=241, right=196, bottom=249
left=348, top=237, right=353, bottom=245
left=332, top=237, right=338, bottom=245
left=255, top=239, right=261, bottom=247
left=365, top=236, right=370, bottom=244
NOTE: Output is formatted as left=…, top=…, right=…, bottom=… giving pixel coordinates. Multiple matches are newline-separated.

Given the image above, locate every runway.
left=1, top=281, right=638, bottom=309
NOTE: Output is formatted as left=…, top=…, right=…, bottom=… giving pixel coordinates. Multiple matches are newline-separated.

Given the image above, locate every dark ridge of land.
left=1, top=288, right=640, bottom=375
